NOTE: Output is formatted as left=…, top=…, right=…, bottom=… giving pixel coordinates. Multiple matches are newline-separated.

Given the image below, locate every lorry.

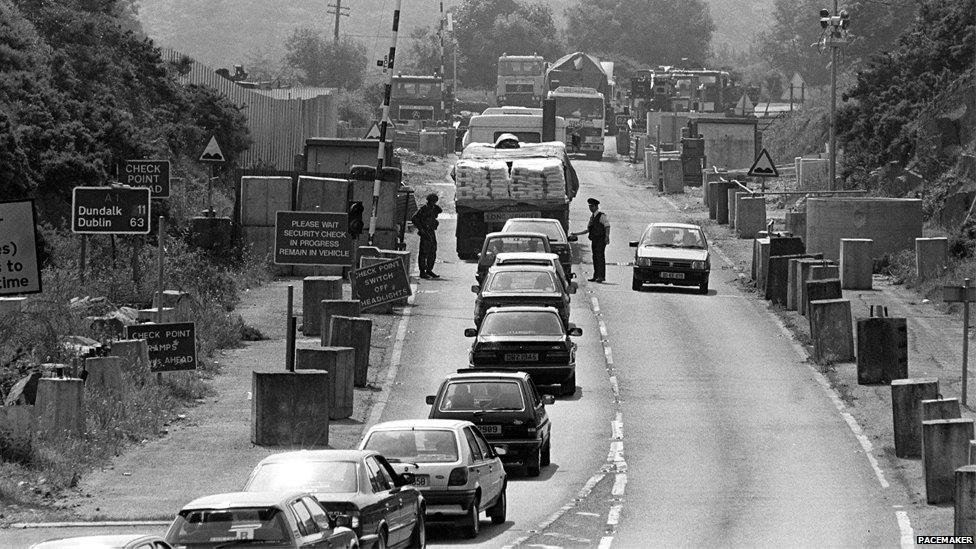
left=460, top=109, right=567, bottom=148
left=496, top=54, right=548, bottom=107
left=548, top=86, right=606, bottom=161
left=451, top=141, right=579, bottom=260
left=390, top=74, right=447, bottom=124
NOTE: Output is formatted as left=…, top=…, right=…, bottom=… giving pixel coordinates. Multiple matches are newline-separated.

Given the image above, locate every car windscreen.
left=440, top=381, right=526, bottom=412
left=504, top=221, right=565, bottom=242
left=481, top=311, right=564, bottom=336
left=487, top=270, right=557, bottom=292
left=362, top=429, right=459, bottom=463
left=246, top=461, right=358, bottom=494
left=167, top=507, right=289, bottom=545
left=641, top=226, right=705, bottom=249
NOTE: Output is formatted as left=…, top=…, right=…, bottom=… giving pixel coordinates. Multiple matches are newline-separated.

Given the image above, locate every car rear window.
left=487, top=271, right=557, bottom=292
left=440, top=381, right=525, bottom=411
left=484, top=236, right=548, bottom=256
left=505, top=221, right=565, bottom=242
left=362, top=429, right=459, bottom=463
left=245, top=461, right=358, bottom=494
left=481, top=311, right=564, bottom=336
left=641, top=226, right=705, bottom=248
left=167, top=507, right=289, bottom=544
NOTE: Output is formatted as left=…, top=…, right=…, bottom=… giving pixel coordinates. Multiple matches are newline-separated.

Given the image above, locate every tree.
left=402, top=26, right=443, bottom=76
left=564, top=0, right=714, bottom=67
left=284, top=30, right=367, bottom=90
left=454, top=0, right=561, bottom=87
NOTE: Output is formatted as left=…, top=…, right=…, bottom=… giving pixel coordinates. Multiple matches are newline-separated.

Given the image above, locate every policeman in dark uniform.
left=411, top=193, right=443, bottom=279
left=571, top=198, right=610, bottom=282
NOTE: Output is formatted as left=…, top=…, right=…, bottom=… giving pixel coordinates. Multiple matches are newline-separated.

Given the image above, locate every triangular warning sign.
left=748, top=148, right=779, bottom=178
left=364, top=122, right=381, bottom=139
left=735, top=93, right=754, bottom=116
left=199, top=136, right=225, bottom=163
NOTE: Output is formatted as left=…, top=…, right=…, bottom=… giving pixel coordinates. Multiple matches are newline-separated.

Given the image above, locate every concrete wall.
left=806, top=198, right=923, bottom=261
left=697, top=121, right=758, bottom=170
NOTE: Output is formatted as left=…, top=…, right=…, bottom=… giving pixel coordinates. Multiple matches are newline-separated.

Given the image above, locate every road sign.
left=71, top=186, right=152, bottom=234
left=944, top=279, right=976, bottom=406
left=944, top=285, right=976, bottom=303
left=199, top=136, right=225, bottom=163
left=125, top=322, right=197, bottom=372
left=274, top=211, right=352, bottom=266
left=353, top=257, right=412, bottom=309
left=123, top=159, right=170, bottom=198
left=364, top=122, right=382, bottom=139
left=0, top=200, right=41, bottom=296
left=748, top=149, right=779, bottom=178
left=734, top=93, right=754, bottom=116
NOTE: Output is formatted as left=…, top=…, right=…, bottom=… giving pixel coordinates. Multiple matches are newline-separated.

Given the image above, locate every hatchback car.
left=164, top=491, right=358, bottom=549
left=426, top=371, right=554, bottom=476
left=501, top=218, right=576, bottom=277
left=629, top=222, right=710, bottom=293
left=465, top=306, right=581, bottom=395
left=30, top=535, right=171, bottom=549
left=472, top=265, right=572, bottom=327
left=359, top=419, right=506, bottom=539
left=477, top=231, right=551, bottom=285
left=242, top=449, right=424, bottom=549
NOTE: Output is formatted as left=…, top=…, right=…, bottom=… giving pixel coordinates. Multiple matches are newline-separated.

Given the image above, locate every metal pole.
left=439, top=0, right=445, bottom=121
left=828, top=0, right=838, bottom=191
left=156, top=216, right=165, bottom=323
left=964, top=278, right=972, bottom=407
left=79, top=235, right=87, bottom=285
left=286, top=285, right=295, bottom=372
left=207, top=163, right=214, bottom=216
left=333, top=0, right=341, bottom=42
left=368, top=0, right=403, bottom=245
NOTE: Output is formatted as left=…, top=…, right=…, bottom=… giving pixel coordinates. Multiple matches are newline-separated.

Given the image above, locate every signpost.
left=122, top=160, right=170, bottom=198
left=352, top=257, right=412, bottom=309
left=125, top=322, right=197, bottom=372
left=273, top=211, right=352, bottom=266
left=71, top=186, right=151, bottom=235
left=944, top=279, right=976, bottom=407
left=0, top=200, right=41, bottom=296
left=198, top=135, right=225, bottom=216
left=747, top=148, right=779, bottom=193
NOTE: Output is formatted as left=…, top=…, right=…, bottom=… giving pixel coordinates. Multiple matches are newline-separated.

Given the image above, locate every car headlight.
left=692, top=260, right=706, bottom=270
left=636, top=257, right=651, bottom=267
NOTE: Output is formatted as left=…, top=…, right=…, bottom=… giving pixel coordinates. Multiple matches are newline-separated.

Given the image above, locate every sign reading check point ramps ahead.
left=0, top=200, right=42, bottom=296
left=125, top=322, right=197, bottom=372
left=274, top=211, right=352, bottom=266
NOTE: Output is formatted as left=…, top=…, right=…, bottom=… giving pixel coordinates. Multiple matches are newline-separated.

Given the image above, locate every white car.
left=359, top=419, right=507, bottom=539
left=493, top=251, right=576, bottom=293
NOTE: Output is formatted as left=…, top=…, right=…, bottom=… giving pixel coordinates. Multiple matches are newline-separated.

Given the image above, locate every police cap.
left=587, top=197, right=600, bottom=206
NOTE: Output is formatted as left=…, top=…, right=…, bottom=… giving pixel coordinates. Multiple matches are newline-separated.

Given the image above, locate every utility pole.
left=327, top=0, right=350, bottom=43
left=819, top=4, right=850, bottom=191
left=439, top=0, right=446, bottom=122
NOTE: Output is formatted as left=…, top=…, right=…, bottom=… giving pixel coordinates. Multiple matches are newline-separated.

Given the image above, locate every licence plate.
left=477, top=425, right=502, bottom=435
left=505, top=353, right=538, bottom=362
left=413, top=474, right=429, bottom=486
left=660, top=272, right=685, bottom=279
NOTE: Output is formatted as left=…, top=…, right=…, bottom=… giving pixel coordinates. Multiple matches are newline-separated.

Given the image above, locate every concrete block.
left=241, top=176, right=293, bottom=226
left=707, top=182, right=722, bottom=219
left=765, top=254, right=810, bottom=305
left=916, top=237, right=949, bottom=281
left=137, top=308, right=177, bottom=323
left=770, top=237, right=806, bottom=257
left=0, top=297, right=26, bottom=315
left=752, top=238, right=768, bottom=283
left=319, top=300, right=362, bottom=346
left=797, top=259, right=832, bottom=315
left=296, top=347, right=355, bottom=420
left=810, top=264, right=840, bottom=282
left=735, top=196, right=767, bottom=239
left=715, top=182, right=734, bottom=224
left=662, top=158, right=684, bottom=194
left=645, top=149, right=657, bottom=182
left=840, top=239, right=874, bottom=290
left=856, top=318, right=908, bottom=384
left=302, top=276, right=344, bottom=336
left=803, top=276, right=841, bottom=316
left=787, top=259, right=803, bottom=311
left=924, top=419, right=975, bottom=504
left=35, top=377, right=85, bottom=437
left=922, top=398, right=962, bottom=422
left=84, top=357, right=124, bottom=394
left=0, top=405, right=35, bottom=455
left=806, top=198, right=922, bottom=261
left=3, top=372, right=41, bottom=406
left=108, top=339, right=152, bottom=376
left=251, top=371, right=330, bottom=447
left=151, top=290, right=196, bottom=322
left=728, top=189, right=747, bottom=230
left=809, top=298, right=854, bottom=364
left=327, top=316, right=372, bottom=387
left=892, top=378, right=939, bottom=458
left=955, top=465, right=976, bottom=541
left=785, top=211, right=806, bottom=241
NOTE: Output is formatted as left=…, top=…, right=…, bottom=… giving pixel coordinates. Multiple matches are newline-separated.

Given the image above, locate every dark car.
left=426, top=371, right=555, bottom=477
left=629, top=222, right=711, bottom=294
left=30, top=535, right=172, bottom=549
left=476, top=231, right=552, bottom=285
left=243, top=449, right=425, bottom=549
left=165, top=491, right=358, bottom=549
left=501, top=218, right=577, bottom=278
left=464, top=305, right=581, bottom=396
left=472, top=265, right=572, bottom=327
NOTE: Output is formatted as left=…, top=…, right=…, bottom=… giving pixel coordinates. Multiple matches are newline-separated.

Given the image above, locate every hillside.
left=136, top=0, right=767, bottom=71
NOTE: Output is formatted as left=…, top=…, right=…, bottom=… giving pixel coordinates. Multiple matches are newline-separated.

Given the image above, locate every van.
left=461, top=113, right=567, bottom=148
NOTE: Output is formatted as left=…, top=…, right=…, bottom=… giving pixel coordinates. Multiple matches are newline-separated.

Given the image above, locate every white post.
left=369, top=0, right=403, bottom=245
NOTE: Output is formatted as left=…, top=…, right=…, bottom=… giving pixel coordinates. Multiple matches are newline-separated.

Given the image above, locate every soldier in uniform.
left=411, top=193, right=443, bottom=279
left=571, top=197, right=610, bottom=282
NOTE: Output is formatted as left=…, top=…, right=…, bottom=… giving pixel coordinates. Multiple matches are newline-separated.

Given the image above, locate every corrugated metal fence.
left=160, top=48, right=338, bottom=169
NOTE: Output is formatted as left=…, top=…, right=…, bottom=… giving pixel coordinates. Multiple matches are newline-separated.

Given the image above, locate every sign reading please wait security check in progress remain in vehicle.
left=274, top=211, right=352, bottom=265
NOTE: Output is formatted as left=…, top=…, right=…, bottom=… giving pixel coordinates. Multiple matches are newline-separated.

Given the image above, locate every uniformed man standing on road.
left=412, top=193, right=443, bottom=279
left=571, top=197, right=610, bottom=282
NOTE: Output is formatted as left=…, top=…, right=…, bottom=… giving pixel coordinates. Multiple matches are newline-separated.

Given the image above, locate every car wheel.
left=632, top=276, right=642, bottom=291
left=408, top=508, right=426, bottom=548
left=488, top=485, right=507, bottom=524
left=526, top=448, right=542, bottom=477
left=541, top=439, right=551, bottom=466
left=462, top=495, right=481, bottom=538
left=376, top=529, right=388, bottom=549
left=699, top=279, right=709, bottom=295
left=560, top=373, right=576, bottom=396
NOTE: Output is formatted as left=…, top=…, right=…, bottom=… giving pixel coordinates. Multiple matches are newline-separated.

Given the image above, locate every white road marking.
left=606, top=504, right=623, bottom=526
left=896, top=510, right=915, bottom=549
left=499, top=472, right=607, bottom=549
left=598, top=536, right=615, bottom=549
left=611, top=473, right=628, bottom=497
left=363, top=306, right=412, bottom=434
